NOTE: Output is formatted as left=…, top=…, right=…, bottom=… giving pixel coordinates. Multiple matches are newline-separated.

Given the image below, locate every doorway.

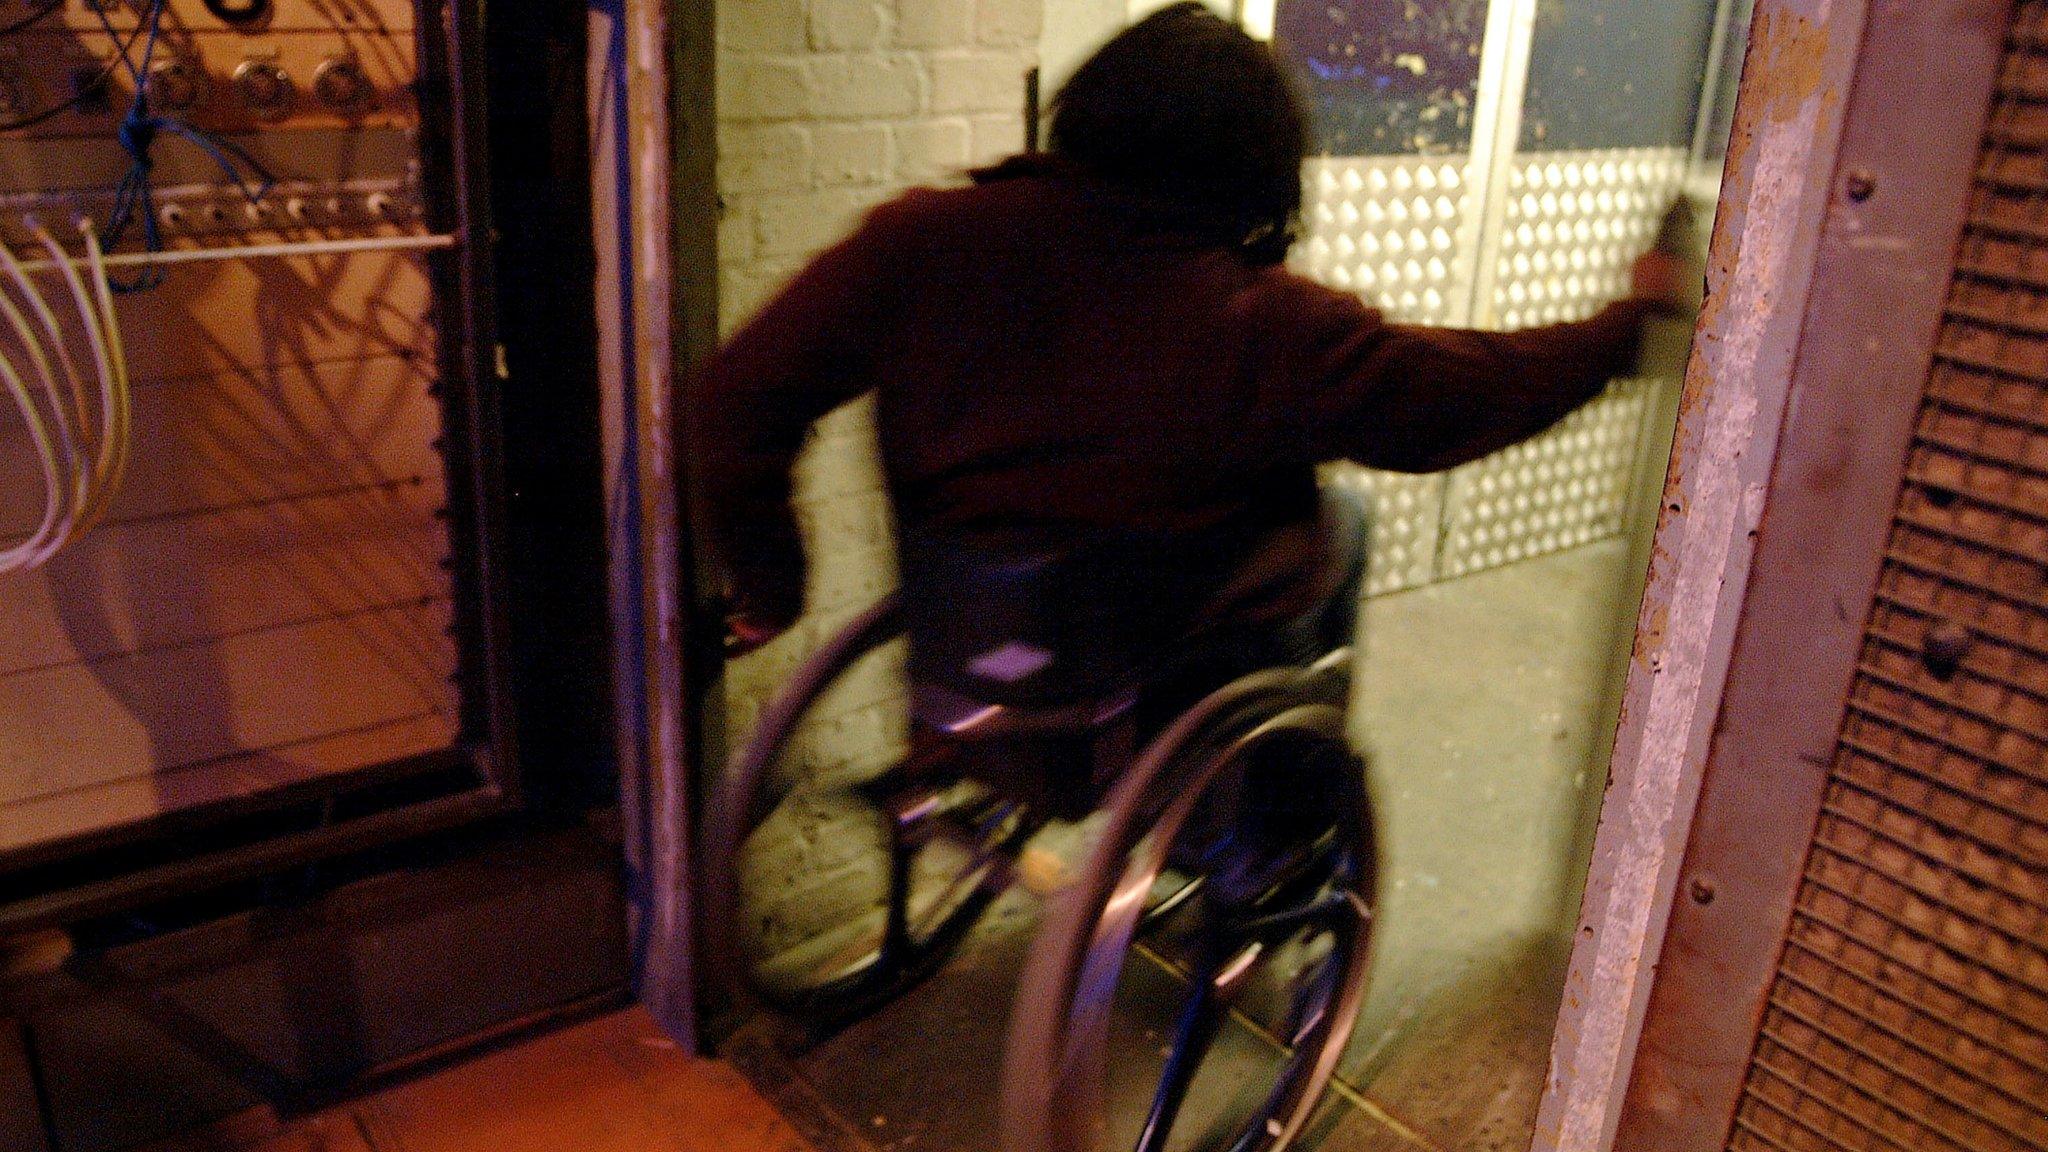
left=693, top=2, right=1750, bottom=1147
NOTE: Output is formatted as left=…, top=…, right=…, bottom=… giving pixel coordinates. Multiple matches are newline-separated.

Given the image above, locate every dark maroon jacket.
left=690, top=158, right=1653, bottom=626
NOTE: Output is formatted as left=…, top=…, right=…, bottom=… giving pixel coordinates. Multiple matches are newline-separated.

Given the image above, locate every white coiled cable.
left=0, top=218, right=132, bottom=574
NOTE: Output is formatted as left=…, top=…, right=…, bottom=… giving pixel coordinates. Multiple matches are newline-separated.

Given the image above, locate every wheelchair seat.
left=898, top=525, right=1230, bottom=738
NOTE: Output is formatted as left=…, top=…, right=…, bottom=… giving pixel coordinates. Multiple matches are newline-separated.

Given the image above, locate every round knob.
left=232, top=59, right=292, bottom=119
left=149, top=59, right=207, bottom=112
left=312, top=57, right=372, bottom=113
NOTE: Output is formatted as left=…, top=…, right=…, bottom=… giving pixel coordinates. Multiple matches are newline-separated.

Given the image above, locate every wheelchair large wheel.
left=706, top=594, right=1028, bottom=1023
left=1001, top=668, right=1377, bottom=1152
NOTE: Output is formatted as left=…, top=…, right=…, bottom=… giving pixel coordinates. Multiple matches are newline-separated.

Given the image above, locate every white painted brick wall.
left=893, top=118, right=974, bottom=181
left=930, top=49, right=1037, bottom=113
left=977, top=0, right=1045, bottom=46
left=895, top=0, right=977, bottom=48
left=810, top=0, right=891, bottom=50
left=716, top=2, right=1047, bottom=756
left=716, top=3, right=1042, bottom=333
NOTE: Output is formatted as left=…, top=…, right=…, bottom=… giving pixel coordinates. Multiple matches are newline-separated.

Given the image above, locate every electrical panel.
left=0, top=0, right=501, bottom=909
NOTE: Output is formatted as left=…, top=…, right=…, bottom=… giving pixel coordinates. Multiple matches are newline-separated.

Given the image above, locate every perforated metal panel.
left=1295, top=156, right=1476, bottom=594
left=1440, top=375, right=1653, bottom=578
left=1725, top=17, right=2048, bottom=1151
left=1436, top=146, right=1688, bottom=576
left=1492, top=148, right=1689, bottom=329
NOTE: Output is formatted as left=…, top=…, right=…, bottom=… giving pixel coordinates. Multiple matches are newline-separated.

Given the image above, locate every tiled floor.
left=139, top=1009, right=815, bottom=1152
left=735, top=540, right=1641, bottom=1152
left=749, top=520, right=1641, bottom=1152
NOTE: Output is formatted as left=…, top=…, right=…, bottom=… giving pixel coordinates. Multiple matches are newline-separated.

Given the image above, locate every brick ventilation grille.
left=1725, top=14, right=2048, bottom=1152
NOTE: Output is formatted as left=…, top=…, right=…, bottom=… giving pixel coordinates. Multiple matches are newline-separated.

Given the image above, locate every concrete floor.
left=734, top=538, right=1641, bottom=1152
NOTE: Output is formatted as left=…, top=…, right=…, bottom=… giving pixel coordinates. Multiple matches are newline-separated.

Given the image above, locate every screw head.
left=1845, top=169, right=1878, bottom=202
left=312, top=57, right=372, bottom=113
left=1923, top=619, right=1973, bottom=680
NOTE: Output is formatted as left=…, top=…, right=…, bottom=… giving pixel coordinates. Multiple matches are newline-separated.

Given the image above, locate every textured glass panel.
left=1274, top=0, right=1488, bottom=156
left=1519, top=0, right=1718, bottom=151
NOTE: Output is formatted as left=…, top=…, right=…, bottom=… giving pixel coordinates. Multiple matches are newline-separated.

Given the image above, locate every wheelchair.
left=706, top=529, right=1380, bottom=1152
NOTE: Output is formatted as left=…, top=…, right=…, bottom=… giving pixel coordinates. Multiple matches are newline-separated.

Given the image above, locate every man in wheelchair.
left=692, top=2, right=1678, bottom=684
left=689, top=5, right=1683, bottom=1149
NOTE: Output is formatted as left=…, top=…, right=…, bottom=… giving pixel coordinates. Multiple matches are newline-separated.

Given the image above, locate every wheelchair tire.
left=1000, top=669, right=1377, bottom=1152
left=706, top=593, right=1021, bottom=1022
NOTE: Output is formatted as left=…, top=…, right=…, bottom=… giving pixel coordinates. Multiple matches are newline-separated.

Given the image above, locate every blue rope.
left=93, top=0, right=278, bottom=293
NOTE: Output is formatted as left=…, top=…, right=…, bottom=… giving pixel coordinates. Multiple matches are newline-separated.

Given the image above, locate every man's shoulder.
left=860, top=166, right=1086, bottom=248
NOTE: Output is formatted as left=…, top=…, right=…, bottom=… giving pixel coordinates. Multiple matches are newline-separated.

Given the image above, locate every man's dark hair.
left=1049, top=3, right=1308, bottom=264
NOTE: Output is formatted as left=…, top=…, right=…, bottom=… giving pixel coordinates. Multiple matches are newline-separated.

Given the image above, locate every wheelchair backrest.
left=899, top=525, right=1226, bottom=709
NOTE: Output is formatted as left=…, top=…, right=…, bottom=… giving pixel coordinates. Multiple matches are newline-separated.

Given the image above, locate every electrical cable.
left=0, top=0, right=249, bottom=572
left=0, top=222, right=94, bottom=451
left=81, top=221, right=131, bottom=513
left=0, top=243, right=84, bottom=493
left=0, top=326, right=69, bottom=573
left=0, top=237, right=83, bottom=573
left=0, top=222, right=135, bottom=573
left=32, top=218, right=124, bottom=533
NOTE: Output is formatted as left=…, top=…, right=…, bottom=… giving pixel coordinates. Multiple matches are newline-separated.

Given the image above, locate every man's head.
left=1050, top=2, right=1308, bottom=265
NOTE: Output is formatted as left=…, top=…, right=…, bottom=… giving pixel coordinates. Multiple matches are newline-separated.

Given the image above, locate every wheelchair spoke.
left=1230, top=887, right=1368, bottom=942
left=1136, top=942, right=1252, bottom=1152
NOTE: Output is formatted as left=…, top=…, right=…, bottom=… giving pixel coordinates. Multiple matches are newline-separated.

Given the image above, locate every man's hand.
left=1631, top=199, right=1702, bottom=316
left=1630, top=249, right=1689, bottom=314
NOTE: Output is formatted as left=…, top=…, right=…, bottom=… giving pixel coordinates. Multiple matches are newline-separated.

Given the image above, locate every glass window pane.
left=1275, top=0, right=1489, bottom=156
left=1519, top=0, right=1720, bottom=151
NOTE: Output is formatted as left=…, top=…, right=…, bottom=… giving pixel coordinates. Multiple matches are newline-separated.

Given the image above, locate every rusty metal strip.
left=1834, top=739, right=2048, bottom=862
left=1743, top=1051, right=1929, bottom=1152
left=1778, top=931, right=2038, bottom=1067
left=1842, top=692, right=2047, bottom=780
left=1864, top=618, right=2048, bottom=680
left=1793, top=876, right=2048, bottom=1027
left=1804, top=838, right=2043, bottom=984
left=1851, top=657, right=2048, bottom=739
left=1728, top=1114, right=1804, bottom=1152
left=1881, top=547, right=2046, bottom=615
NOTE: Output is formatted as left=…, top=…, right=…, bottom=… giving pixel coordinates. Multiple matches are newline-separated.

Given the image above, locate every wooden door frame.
left=589, top=0, right=711, bottom=1046
left=1532, top=2, right=1868, bottom=1146
left=1536, top=2, right=2017, bottom=1150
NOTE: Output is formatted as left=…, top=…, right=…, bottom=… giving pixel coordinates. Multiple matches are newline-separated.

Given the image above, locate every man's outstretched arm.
left=1268, top=250, right=1683, bottom=473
